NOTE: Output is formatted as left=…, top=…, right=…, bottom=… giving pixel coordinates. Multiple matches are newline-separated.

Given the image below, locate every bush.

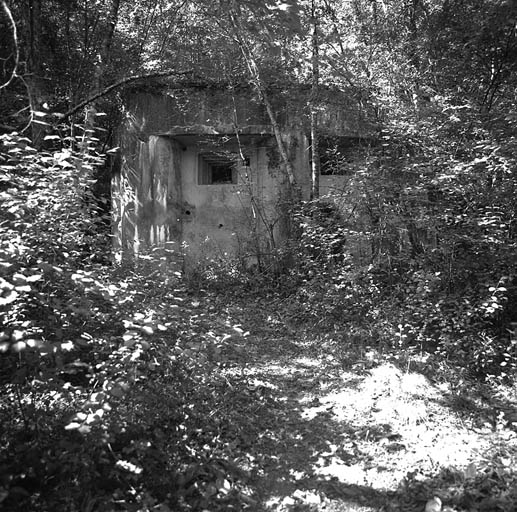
left=282, top=111, right=517, bottom=382
left=0, top=130, right=125, bottom=510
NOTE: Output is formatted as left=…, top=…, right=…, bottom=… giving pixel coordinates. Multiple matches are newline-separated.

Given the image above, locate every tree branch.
left=60, top=69, right=194, bottom=120
left=310, top=0, right=320, bottom=200
left=0, top=0, right=19, bottom=91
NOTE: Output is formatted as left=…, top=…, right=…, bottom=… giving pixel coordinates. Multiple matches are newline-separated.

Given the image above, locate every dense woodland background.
left=2, top=0, right=517, bottom=511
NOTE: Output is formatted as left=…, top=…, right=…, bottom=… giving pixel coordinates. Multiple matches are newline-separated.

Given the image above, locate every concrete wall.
left=319, top=174, right=372, bottom=264
left=114, top=126, right=310, bottom=263
left=178, top=144, right=255, bottom=260
left=113, top=133, right=183, bottom=257
left=114, top=85, right=363, bottom=264
left=124, top=90, right=269, bottom=137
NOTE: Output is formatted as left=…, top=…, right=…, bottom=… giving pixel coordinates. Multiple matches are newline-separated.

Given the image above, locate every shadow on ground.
left=212, top=324, right=517, bottom=512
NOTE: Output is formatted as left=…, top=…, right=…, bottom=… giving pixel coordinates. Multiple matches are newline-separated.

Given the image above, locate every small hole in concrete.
left=185, top=210, right=191, bottom=215
left=218, top=223, right=224, bottom=228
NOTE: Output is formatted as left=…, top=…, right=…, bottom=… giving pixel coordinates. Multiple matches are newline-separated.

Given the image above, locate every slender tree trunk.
left=24, top=0, right=47, bottom=146
left=227, top=6, right=298, bottom=192
left=91, top=0, right=120, bottom=98
left=80, top=0, right=120, bottom=238
left=310, top=0, right=320, bottom=200
left=0, top=0, right=19, bottom=91
left=81, top=0, right=120, bottom=156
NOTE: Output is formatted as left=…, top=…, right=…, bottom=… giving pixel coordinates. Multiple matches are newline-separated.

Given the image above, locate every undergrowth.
left=2, top=122, right=517, bottom=511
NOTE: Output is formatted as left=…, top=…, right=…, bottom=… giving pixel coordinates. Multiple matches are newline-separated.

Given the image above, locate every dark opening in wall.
left=198, top=151, right=239, bottom=185
left=211, top=164, right=234, bottom=184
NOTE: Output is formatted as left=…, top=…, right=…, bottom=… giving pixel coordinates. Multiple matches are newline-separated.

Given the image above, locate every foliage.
left=0, top=130, right=114, bottom=507
left=282, top=88, right=517, bottom=381
left=3, top=0, right=517, bottom=509
left=0, top=129, right=109, bottom=350
left=0, top=132, right=258, bottom=511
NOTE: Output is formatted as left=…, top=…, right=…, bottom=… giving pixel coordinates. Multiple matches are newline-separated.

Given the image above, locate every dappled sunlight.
left=293, top=356, right=322, bottom=367
left=4, top=267, right=517, bottom=511
left=220, top=340, right=517, bottom=511
left=3, top=0, right=517, bottom=510
left=312, top=362, right=499, bottom=485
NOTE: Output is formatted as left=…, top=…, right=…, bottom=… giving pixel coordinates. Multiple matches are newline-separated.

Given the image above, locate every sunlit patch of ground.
left=218, top=317, right=517, bottom=512
left=312, top=363, right=492, bottom=487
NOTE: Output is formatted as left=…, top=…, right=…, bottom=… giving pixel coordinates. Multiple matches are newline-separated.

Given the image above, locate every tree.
left=309, top=0, right=320, bottom=199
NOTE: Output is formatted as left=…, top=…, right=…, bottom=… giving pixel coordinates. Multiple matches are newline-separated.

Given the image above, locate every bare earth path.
left=199, top=293, right=517, bottom=512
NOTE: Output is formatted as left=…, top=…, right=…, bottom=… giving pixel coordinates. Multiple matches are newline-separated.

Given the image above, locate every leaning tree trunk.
left=228, top=7, right=298, bottom=194
left=310, top=0, right=320, bottom=200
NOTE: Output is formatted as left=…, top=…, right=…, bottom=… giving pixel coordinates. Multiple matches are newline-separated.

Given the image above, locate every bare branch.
left=60, top=69, right=194, bottom=120
left=0, top=0, right=20, bottom=91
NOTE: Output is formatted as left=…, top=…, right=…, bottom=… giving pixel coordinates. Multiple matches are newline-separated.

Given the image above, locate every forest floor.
left=144, top=283, right=517, bottom=512
left=4, top=277, right=517, bottom=512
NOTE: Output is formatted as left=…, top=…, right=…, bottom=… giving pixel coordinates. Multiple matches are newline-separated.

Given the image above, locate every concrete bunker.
left=112, top=82, right=375, bottom=265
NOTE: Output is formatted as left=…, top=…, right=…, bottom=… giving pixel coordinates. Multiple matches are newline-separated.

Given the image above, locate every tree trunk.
left=310, top=0, right=320, bottom=200
left=228, top=7, right=298, bottom=193
left=91, top=0, right=121, bottom=96
left=24, top=0, right=47, bottom=146
left=0, top=0, right=19, bottom=92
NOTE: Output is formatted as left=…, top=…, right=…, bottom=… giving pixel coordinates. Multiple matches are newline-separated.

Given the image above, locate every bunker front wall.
left=113, top=126, right=308, bottom=260
left=112, top=133, right=183, bottom=257
left=113, top=87, right=315, bottom=262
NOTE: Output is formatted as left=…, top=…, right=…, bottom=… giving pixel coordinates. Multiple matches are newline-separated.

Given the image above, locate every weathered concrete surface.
left=114, top=84, right=371, bottom=264
left=124, top=85, right=376, bottom=140
left=115, top=131, right=309, bottom=262
left=113, top=133, right=183, bottom=255
left=124, top=89, right=270, bottom=138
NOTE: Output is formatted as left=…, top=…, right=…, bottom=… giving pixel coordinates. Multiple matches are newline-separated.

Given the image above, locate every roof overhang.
left=158, top=124, right=274, bottom=148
